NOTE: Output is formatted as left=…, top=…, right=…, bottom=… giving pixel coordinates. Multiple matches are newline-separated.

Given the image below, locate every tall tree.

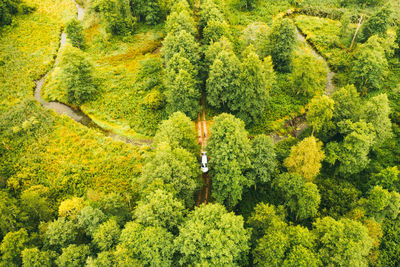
left=165, top=9, right=196, bottom=36
left=284, top=136, right=325, bottom=182
left=22, top=248, right=57, bottom=267
left=0, top=228, right=29, bottom=266
left=199, top=0, right=224, bottom=31
left=361, top=4, right=392, bottom=41
left=66, top=19, right=85, bottom=49
left=207, top=113, right=252, bottom=208
left=93, top=218, right=121, bottom=251
left=269, top=18, right=296, bottom=73
left=366, top=185, right=400, bottom=222
left=161, top=30, right=200, bottom=66
left=56, top=244, right=90, bottom=267
left=174, top=203, right=250, bottom=265
left=154, top=111, right=199, bottom=153
left=307, top=95, right=335, bottom=134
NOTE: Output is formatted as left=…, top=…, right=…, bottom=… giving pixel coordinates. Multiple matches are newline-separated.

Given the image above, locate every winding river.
left=34, top=1, right=152, bottom=147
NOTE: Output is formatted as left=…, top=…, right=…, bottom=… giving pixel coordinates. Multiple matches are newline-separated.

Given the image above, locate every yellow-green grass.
left=0, top=0, right=75, bottom=112
left=43, top=24, right=165, bottom=138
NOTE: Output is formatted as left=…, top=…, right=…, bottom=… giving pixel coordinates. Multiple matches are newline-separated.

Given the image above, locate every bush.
left=66, top=19, right=85, bottom=49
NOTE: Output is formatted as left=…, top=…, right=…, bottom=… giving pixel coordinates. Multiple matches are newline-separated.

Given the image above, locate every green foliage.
left=380, top=218, right=400, bottom=266
left=331, top=84, right=361, bottom=123
left=61, top=45, right=98, bottom=105
left=165, top=9, right=196, bottom=36
left=273, top=173, right=321, bottom=221
left=21, top=247, right=57, bottom=267
left=370, top=166, right=400, bottom=192
left=77, top=206, right=106, bottom=236
left=350, top=37, right=388, bottom=93
left=284, top=136, right=325, bottom=182
left=93, top=0, right=136, bottom=35
left=56, top=244, right=90, bottom=267
left=203, top=19, right=231, bottom=44
left=134, top=189, right=185, bottom=233
left=93, top=218, right=121, bottom=251
left=241, top=22, right=270, bottom=58
left=199, top=0, right=224, bottom=31
left=366, top=185, right=400, bottom=222
left=313, top=217, right=373, bottom=266
left=0, top=228, right=29, bottom=266
left=361, top=4, right=392, bottom=42
left=0, top=0, right=34, bottom=27
left=119, top=221, right=175, bottom=266
left=270, top=18, right=296, bottom=73
left=161, top=30, right=200, bottom=66
left=175, top=203, right=250, bottom=265
left=307, top=95, right=335, bottom=134
left=131, top=0, right=164, bottom=25
left=248, top=134, right=278, bottom=185
left=0, top=191, right=24, bottom=239
left=44, top=218, right=78, bottom=251
left=154, top=111, right=198, bottom=153
left=66, top=19, right=85, bottom=49
left=140, top=142, right=200, bottom=207
left=208, top=113, right=252, bottom=208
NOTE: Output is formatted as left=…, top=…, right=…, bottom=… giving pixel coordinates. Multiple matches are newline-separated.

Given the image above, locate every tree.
left=238, top=0, right=258, bottom=10
left=366, top=185, right=400, bottom=222
left=269, top=18, right=296, bottom=73
left=396, top=26, right=400, bottom=56
left=44, top=218, right=78, bottom=251
left=380, top=218, right=400, bottom=266
left=119, top=222, right=175, bottom=267
left=0, top=228, right=29, bottom=266
left=93, top=0, right=136, bottom=35
left=161, top=30, right=200, bottom=66
left=361, top=4, right=392, bottom=41
left=165, top=10, right=196, bottom=36
left=131, top=0, right=163, bottom=25
left=154, top=111, right=199, bottom=153
left=165, top=68, right=200, bottom=120
left=290, top=51, right=327, bottom=97
left=204, top=37, right=234, bottom=71
left=58, top=196, right=84, bottom=219
left=133, top=189, right=185, bottom=233
left=208, top=113, right=252, bottom=208
left=206, top=49, right=241, bottom=110
left=86, top=251, right=115, bottom=267
left=307, top=95, right=335, bottom=134
left=241, top=22, right=270, bottom=59
left=93, top=218, right=121, bottom=251
left=362, top=94, right=392, bottom=148
left=273, top=173, right=321, bottom=221
left=77, top=206, right=106, bottom=236
left=56, top=244, right=90, bottom=267
left=331, top=84, right=361, bottom=124
left=140, top=142, right=199, bottom=207
left=20, top=186, right=52, bottom=231
left=61, top=45, right=98, bottom=105
left=0, top=191, right=23, bottom=239
left=96, top=193, right=131, bottom=224
left=350, top=37, right=388, bottom=94
left=66, top=19, right=85, bottom=49
left=22, top=248, right=57, bottom=267
left=370, top=166, right=400, bottom=192
left=313, top=217, right=373, bottom=266
left=234, top=50, right=275, bottom=125
left=248, top=134, right=278, bottom=185
left=175, top=203, right=250, bottom=265
left=203, top=19, right=231, bottom=44
left=284, top=136, right=325, bottom=182
left=198, top=0, right=224, bottom=31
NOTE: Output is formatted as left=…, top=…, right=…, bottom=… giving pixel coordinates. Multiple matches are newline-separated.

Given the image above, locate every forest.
left=1, top=0, right=400, bottom=266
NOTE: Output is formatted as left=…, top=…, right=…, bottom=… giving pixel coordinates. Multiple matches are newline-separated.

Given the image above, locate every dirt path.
left=34, top=1, right=152, bottom=148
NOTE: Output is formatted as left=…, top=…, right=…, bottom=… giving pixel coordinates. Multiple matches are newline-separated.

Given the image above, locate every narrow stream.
left=34, top=1, right=152, bottom=147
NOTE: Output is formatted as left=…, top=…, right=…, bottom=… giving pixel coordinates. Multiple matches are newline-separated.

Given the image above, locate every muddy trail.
left=34, top=1, right=152, bottom=148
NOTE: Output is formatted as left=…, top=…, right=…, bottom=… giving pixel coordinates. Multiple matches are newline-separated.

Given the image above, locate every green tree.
left=154, top=111, right=198, bottom=153
left=350, top=37, right=388, bottom=93
left=204, top=37, right=234, bottom=70
left=331, top=84, right=361, bottom=124
left=313, top=217, right=373, bottom=266
left=273, top=173, right=321, bottom=221
left=362, top=94, right=392, bottom=148
left=134, top=189, right=185, bottom=233
left=77, top=206, right=106, bottom=237
left=396, top=26, right=400, bottom=56
left=206, top=49, right=241, bottom=110
left=284, top=136, right=325, bottom=182
left=61, top=45, right=98, bottom=105
left=361, top=4, right=392, bottom=41
left=241, top=22, right=270, bottom=58
left=269, top=18, right=296, bottom=73
left=203, top=19, right=231, bottom=44
left=119, top=222, right=175, bottom=267
left=66, top=19, right=85, bottom=49
left=131, top=0, right=163, bottom=25
left=0, top=228, right=29, bottom=266
left=237, top=0, right=258, bottom=10
left=380, top=218, right=400, bottom=266
left=56, top=244, right=90, bottom=267
left=161, top=30, right=200, bottom=66
left=234, top=50, right=275, bottom=125
left=198, top=0, right=224, bottom=31
left=290, top=51, right=327, bottom=97
left=165, top=68, right=200, bottom=120
left=97, top=193, right=131, bottom=224
left=44, top=218, right=78, bottom=251
left=140, top=142, right=199, bottom=207
left=165, top=9, right=196, bottom=36
left=175, top=203, right=250, bottom=265
left=0, top=191, right=22, bottom=239
left=208, top=113, right=252, bottom=208
left=93, top=218, right=121, bottom=251
left=248, top=134, right=277, bottom=185
left=86, top=251, right=115, bottom=267
left=21, top=248, right=57, bottom=267
left=370, top=166, right=400, bottom=192
left=93, top=0, right=136, bottom=35
left=366, top=185, right=400, bottom=222
left=307, top=95, right=335, bottom=134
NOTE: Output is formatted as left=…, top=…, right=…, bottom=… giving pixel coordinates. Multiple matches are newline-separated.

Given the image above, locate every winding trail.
left=34, top=1, right=152, bottom=147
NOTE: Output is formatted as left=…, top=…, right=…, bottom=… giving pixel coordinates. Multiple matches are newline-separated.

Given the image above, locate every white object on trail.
left=201, top=151, right=208, bottom=173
